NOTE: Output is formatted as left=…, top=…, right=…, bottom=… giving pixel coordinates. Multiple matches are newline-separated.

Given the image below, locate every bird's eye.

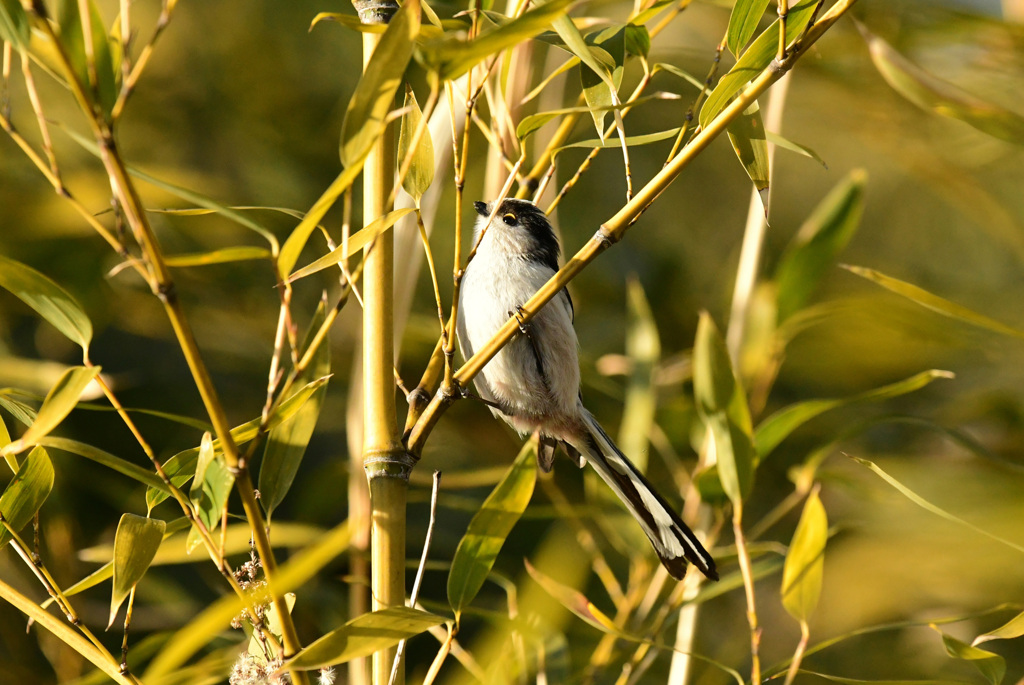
left=502, top=213, right=517, bottom=226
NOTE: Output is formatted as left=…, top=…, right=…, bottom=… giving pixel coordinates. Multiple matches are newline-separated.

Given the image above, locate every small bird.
left=457, top=198, right=718, bottom=581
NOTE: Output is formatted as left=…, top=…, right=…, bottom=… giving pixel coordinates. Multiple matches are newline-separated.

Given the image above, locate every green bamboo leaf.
left=0, top=0, right=30, bottom=49
left=766, top=131, right=827, bottom=168
left=421, top=0, right=574, bottom=81
left=700, top=0, right=818, bottom=128
left=0, top=446, right=54, bottom=548
left=0, top=391, right=37, bottom=427
left=781, top=489, right=827, bottom=622
left=624, top=23, right=649, bottom=58
left=0, top=416, right=13, bottom=473
left=397, top=86, right=435, bottom=203
left=260, top=301, right=331, bottom=518
left=726, top=99, right=770, bottom=206
left=285, top=208, right=416, bottom=284
left=858, top=22, right=1024, bottom=146
left=933, top=626, right=1005, bottom=685
left=109, top=514, right=166, bottom=628
left=248, top=593, right=297, bottom=665
left=277, top=161, right=369, bottom=279
left=754, top=369, right=953, bottom=460
left=853, top=456, right=1024, bottom=555
left=629, top=0, right=676, bottom=26
left=146, top=376, right=330, bottom=510
left=339, top=0, right=420, bottom=167
left=524, top=558, right=618, bottom=634
left=287, top=607, right=446, bottom=670
left=844, top=265, right=1024, bottom=340
left=617, top=277, right=659, bottom=473
left=2, top=366, right=100, bottom=457
left=554, top=127, right=681, bottom=154
left=144, top=521, right=350, bottom=679
left=448, top=436, right=538, bottom=619
left=974, top=611, right=1024, bottom=646
left=775, top=170, right=866, bottom=322
left=38, top=437, right=170, bottom=493
left=164, top=246, right=272, bottom=267
left=574, top=25, right=625, bottom=138
left=57, top=0, right=118, bottom=115
left=186, top=433, right=234, bottom=553
left=517, top=94, right=672, bottom=141
left=651, top=62, right=703, bottom=90
left=0, top=254, right=93, bottom=354
left=726, top=0, right=772, bottom=55
left=692, top=313, right=754, bottom=504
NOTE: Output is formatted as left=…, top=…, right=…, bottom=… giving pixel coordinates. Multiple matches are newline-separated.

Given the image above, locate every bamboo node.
left=593, top=225, right=619, bottom=248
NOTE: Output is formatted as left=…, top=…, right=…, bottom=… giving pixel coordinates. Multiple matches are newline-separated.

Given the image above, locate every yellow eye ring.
left=502, top=213, right=517, bottom=226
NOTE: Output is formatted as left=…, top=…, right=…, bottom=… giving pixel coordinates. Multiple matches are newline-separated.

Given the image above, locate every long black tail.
left=571, top=412, right=718, bottom=581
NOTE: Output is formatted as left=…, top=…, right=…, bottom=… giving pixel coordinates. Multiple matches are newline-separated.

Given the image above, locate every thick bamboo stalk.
left=353, top=1, right=412, bottom=684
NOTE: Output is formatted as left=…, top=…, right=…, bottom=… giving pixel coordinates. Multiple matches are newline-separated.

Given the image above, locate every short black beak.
left=473, top=201, right=488, bottom=217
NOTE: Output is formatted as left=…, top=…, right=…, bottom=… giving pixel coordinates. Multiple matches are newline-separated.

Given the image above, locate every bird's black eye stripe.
left=502, top=213, right=517, bottom=226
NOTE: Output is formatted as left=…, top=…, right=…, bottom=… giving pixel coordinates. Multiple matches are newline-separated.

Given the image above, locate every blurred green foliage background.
left=1, top=0, right=1024, bottom=682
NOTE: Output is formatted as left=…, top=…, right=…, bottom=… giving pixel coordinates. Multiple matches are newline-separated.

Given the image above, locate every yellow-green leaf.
left=700, top=0, right=818, bottom=128
left=260, top=301, right=331, bottom=518
left=186, top=433, right=233, bottom=552
left=766, top=131, right=828, bottom=168
left=0, top=0, right=30, bottom=50
left=38, top=437, right=170, bottom=493
left=853, top=456, right=1024, bottom=555
left=726, top=0, right=772, bottom=56
left=448, top=436, right=538, bottom=619
left=859, top=22, right=1024, bottom=146
left=164, top=247, right=272, bottom=267
left=524, top=558, right=617, bottom=633
left=146, top=376, right=329, bottom=510
left=57, top=0, right=118, bottom=115
left=974, top=611, right=1024, bottom=647
left=0, top=415, right=13, bottom=473
left=843, top=265, right=1024, bottom=340
left=398, top=86, right=435, bottom=203
left=781, top=489, right=827, bottom=622
left=109, top=514, right=166, bottom=628
left=285, top=208, right=416, bottom=284
left=0, top=446, right=54, bottom=548
left=775, top=171, right=866, bottom=322
left=339, top=0, right=420, bottom=167
left=692, top=313, right=753, bottom=504
left=617, top=277, right=659, bottom=473
left=3, top=366, right=100, bottom=457
left=0, top=254, right=93, bottom=354
left=516, top=95, right=671, bottom=141
left=726, top=99, right=769, bottom=204
left=287, top=607, right=445, bottom=670
left=933, top=626, right=1005, bottom=685
left=555, top=127, right=681, bottom=154
left=754, top=369, right=953, bottom=460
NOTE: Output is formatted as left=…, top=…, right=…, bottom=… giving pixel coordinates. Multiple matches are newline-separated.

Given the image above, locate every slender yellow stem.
left=782, top=620, right=811, bottom=685
left=733, top=505, right=761, bottom=683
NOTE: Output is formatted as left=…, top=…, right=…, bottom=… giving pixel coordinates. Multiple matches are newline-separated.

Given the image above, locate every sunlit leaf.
left=109, top=514, right=165, bottom=628
left=754, top=369, right=953, bottom=460
left=260, top=301, right=331, bottom=518
left=248, top=593, right=296, bottom=665
left=844, top=265, right=1024, bottom=340
left=853, top=456, right=1024, bottom=554
left=692, top=313, right=754, bottom=503
left=144, top=520, right=350, bottom=678
left=726, top=99, right=769, bottom=207
left=0, top=0, right=30, bottom=50
left=974, top=611, right=1024, bottom=646
left=570, top=24, right=625, bottom=138
left=617, top=277, right=659, bottom=473
left=0, top=392, right=37, bottom=428
left=766, top=131, right=827, bottom=168
left=858, top=22, right=1024, bottom=146
left=524, top=559, right=617, bottom=633
left=554, top=127, right=681, bottom=154
left=57, top=0, right=118, bottom=115
left=186, top=432, right=234, bottom=553
left=516, top=94, right=672, bottom=141
left=448, top=436, right=538, bottom=619
left=339, top=0, right=420, bottom=167
left=775, top=171, right=866, bottom=322
left=288, top=607, right=445, bottom=669
left=164, top=247, right=272, bottom=267
left=146, top=376, right=330, bottom=510
left=0, top=254, right=93, bottom=354
left=727, top=0, right=772, bottom=55
left=285, top=208, right=416, bottom=283
left=38, top=437, right=170, bottom=493
left=629, top=0, right=676, bottom=27
left=781, top=489, right=827, bottom=622
left=651, top=62, right=703, bottom=90
left=420, top=0, right=574, bottom=81
left=3, top=366, right=100, bottom=457
left=798, top=671, right=968, bottom=685
left=624, top=23, right=649, bottom=58
left=700, top=0, right=818, bottom=128
left=0, top=446, right=53, bottom=548
left=933, top=626, right=1005, bottom=685
left=398, top=86, right=435, bottom=203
